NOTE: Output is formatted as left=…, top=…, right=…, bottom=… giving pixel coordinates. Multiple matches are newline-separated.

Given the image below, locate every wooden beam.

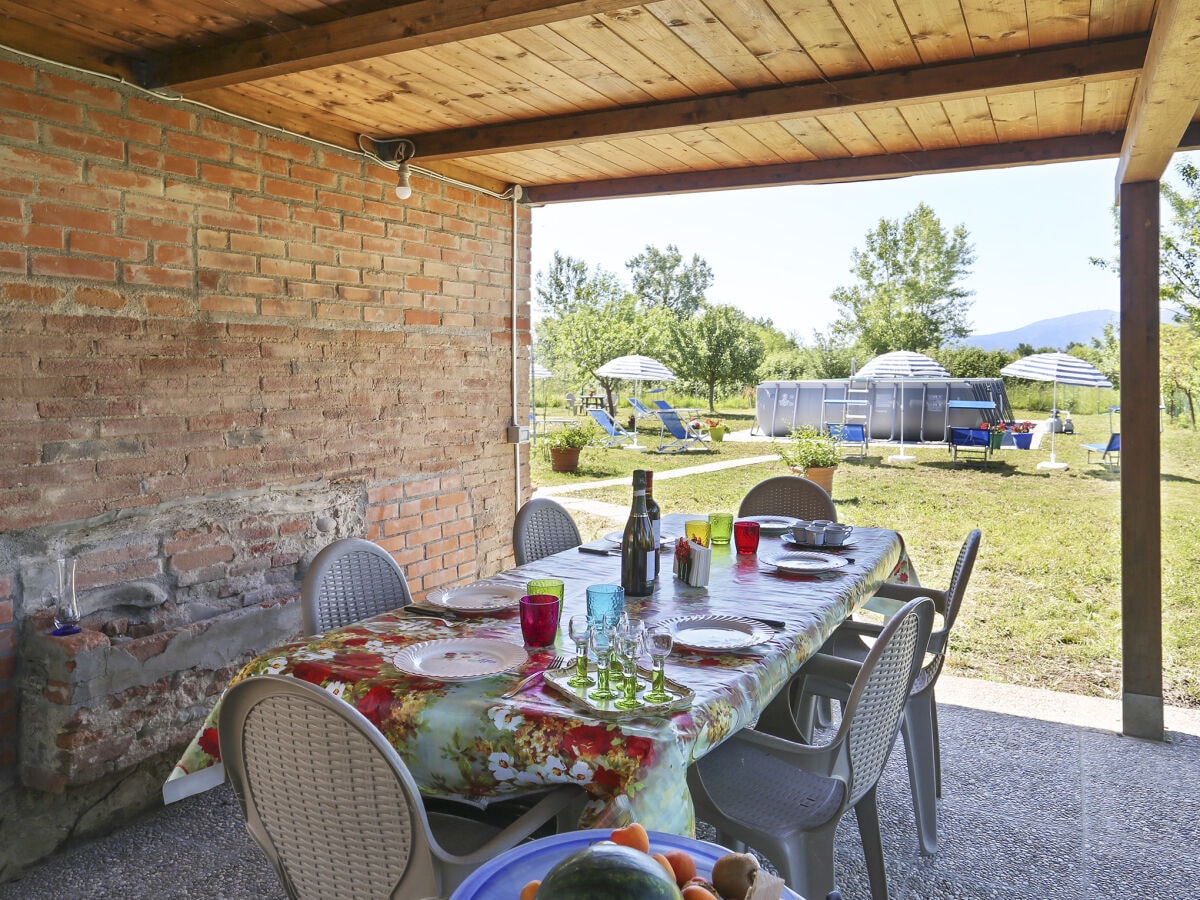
left=1119, top=179, right=1164, bottom=741
left=141, top=0, right=638, bottom=93
left=521, top=132, right=1126, bottom=203
left=1116, top=0, right=1200, bottom=186
left=404, top=37, right=1147, bottom=161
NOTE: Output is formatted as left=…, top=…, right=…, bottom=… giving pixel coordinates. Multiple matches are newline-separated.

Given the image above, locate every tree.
left=626, top=244, right=713, bottom=318
left=672, top=305, right=764, bottom=412
left=1161, top=163, right=1200, bottom=325
left=830, top=203, right=975, bottom=355
left=1161, top=323, right=1200, bottom=426
left=535, top=251, right=623, bottom=316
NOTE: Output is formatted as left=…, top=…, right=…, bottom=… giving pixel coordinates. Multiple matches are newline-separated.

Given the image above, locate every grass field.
left=531, top=410, right=1200, bottom=707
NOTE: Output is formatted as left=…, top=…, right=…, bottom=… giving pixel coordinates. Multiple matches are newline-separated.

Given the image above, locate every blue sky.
left=530, top=151, right=1199, bottom=341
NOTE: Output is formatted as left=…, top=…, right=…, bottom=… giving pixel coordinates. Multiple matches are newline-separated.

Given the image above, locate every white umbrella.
left=1000, top=352, right=1113, bottom=470
left=856, top=351, right=950, bottom=462
left=596, top=355, right=675, bottom=448
left=532, top=363, right=552, bottom=380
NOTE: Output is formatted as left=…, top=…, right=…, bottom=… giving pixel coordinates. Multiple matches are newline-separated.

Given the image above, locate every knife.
left=744, top=616, right=788, bottom=630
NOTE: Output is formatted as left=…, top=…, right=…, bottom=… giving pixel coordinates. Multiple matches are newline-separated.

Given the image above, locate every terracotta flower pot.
left=791, top=465, right=836, bottom=494
left=549, top=447, right=580, bottom=473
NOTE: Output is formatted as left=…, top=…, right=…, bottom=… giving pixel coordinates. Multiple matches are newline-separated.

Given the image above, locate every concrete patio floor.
left=2, top=675, right=1196, bottom=899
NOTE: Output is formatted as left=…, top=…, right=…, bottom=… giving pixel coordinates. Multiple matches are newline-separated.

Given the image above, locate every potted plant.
left=778, top=425, right=840, bottom=493
left=546, top=421, right=594, bottom=472
left=704, top=417, right=727, bottom=442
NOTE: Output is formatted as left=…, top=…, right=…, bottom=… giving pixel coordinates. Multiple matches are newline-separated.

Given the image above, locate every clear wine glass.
left=643, top=625, right=674, bottom=704
left=52, top=557, right=81, bottom=636
left=588, top=617, right=616, bottom=701
left=567, top=615, right=594, bottom=688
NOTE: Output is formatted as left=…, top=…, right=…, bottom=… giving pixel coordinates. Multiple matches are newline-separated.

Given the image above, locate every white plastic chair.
left=688, top=597, right=934, bottom=900
left=220, top=674, right=576, bottom=899
left=737, top=475, right=837, bottom=522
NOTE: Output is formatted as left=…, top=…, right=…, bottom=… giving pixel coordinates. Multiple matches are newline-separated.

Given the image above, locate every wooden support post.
left=1119, top=180, right=1164, bottom=740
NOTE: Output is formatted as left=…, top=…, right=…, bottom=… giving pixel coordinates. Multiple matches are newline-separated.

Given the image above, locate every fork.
left=501, top=654, right=567, bottom=698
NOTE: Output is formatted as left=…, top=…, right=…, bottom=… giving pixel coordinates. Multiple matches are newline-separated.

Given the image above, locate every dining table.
left=165, top=514, right=917, bottom=836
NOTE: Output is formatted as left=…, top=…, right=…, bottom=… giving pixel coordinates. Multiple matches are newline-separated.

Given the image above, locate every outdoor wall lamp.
left=359, top=136, right=417, bottom=200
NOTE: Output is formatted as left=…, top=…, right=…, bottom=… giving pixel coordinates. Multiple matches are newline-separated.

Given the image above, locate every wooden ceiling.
left=3, top=0, right=1200, bottom=203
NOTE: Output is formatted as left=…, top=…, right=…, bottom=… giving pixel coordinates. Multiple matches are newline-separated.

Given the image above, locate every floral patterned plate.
left=425, top=582, right=524, bottom=615
left=661, top=614, right=773, bottom=652
left=393, top=638, right=527, bottom=681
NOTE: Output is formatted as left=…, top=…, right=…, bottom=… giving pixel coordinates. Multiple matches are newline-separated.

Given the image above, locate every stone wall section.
left=0, top=48, right=532, bottom=874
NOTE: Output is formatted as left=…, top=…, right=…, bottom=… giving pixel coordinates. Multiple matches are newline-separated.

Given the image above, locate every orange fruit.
left=609, top=821, right=651, bottom=854
left=663, top=849, right=697, bottom=886
left=652, top=852, right=675, bottom=880
left=682, top=885, right=719, bottom=900
left=519, top=879, right=540, bottom=900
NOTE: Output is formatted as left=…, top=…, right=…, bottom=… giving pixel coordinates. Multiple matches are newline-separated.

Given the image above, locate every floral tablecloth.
left=166, top=517, right=915, bottom=835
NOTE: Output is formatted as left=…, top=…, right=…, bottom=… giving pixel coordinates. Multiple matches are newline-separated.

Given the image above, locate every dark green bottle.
left=621, top=469, right=655, bottom=597
left=644, top=469, right=661, bottom=577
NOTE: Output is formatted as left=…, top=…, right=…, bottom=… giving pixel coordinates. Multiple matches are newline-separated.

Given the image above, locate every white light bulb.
left=395, top=163, right=412, bottom=200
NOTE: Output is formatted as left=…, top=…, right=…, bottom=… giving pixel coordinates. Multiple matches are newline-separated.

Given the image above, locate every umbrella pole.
left=889, top=381, right=915, bottom=462
left=1038, top=380, right=1069, bottom=470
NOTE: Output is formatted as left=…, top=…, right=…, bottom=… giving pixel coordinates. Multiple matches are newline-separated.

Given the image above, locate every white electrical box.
left=506, top=425, right=530, bottom=444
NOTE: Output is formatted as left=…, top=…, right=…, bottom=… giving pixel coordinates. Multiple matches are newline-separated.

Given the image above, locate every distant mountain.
left=968, top=309, right=1118, bottom=352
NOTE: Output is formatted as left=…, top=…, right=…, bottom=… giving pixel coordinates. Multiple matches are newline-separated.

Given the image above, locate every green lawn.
left=531, top=410, right=1200, bottom=707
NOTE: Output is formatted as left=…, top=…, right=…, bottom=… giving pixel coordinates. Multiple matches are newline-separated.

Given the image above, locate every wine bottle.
left=644, top=469, right=661, bottom=577
left=620, top=469, right=655, bottom=597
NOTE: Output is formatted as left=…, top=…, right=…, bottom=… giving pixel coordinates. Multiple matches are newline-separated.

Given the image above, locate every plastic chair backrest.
left=301, top=538, right=413, bottom=636
left=657, top=408, right=692, bottom=439
left=652, top=400, right=672, bottom=411
left=513, top=498, right=582, bottom=565
left=587, top=408, right=622, bottom=435
left=938, top=529, right=981, bottom=639
left=628, top=397, right=654, bottom=416
left=1108, top=433, right=1120, bottom=452
left=220, top=675, right=440, bottom=900
left=737, top=475, right=837, bottom=522
left=839, top=597, right=934, bottom=806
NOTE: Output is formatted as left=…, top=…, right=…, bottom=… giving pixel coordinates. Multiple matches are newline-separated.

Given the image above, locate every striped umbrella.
left=596, top=355, right=675, bottom=448
left=1000, top=352, right=1113, bottom=469
left=856, top=352, right=950, bottom=460
left=532, top=363, right=552, bottom=380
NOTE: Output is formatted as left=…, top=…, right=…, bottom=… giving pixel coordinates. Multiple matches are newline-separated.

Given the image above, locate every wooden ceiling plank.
left=644, top=0, right=777, bottom=88
left=555, top=139, right=668, bottom=174
left=816, top=111, right=888, bottom=155
left=642, top=130, right=728, bottom=167
left=521, top=130, right=1127, bottom=202
left=941, top=94, right=998, bottom=144
left=1088, top=0, right=1155, bottom=40
left=146, top=0, right=644, bottom=92
left=764, top=0, right=870, bottom=77
left=959, top=0, right=1031, bottom=56
left=1033, top=83, right=1086, bottom=138
left=702, top=123, right=789, bottom=164
left=1025, top=0, right=1089, bottom=48
left=595, top=4, right=738, bottom=95
left=740, top=119, right=822, bottom=160
left=986, top=91, right=1039, bottom=142
left=700, top=0, right=824, bottom=83
left=893, top=0, right=973, bottom=64
left=857, top=105, right=924, bottom=152
left=464, top=32, right=615, bottom=110
left=777, top=115, right=852, bottom=158
left=0, top=8, right=143, bottom=79
left=608, top=135, right=698, bottom=169
left=1082, top=77, right=1136, bottom=134
left=394, top=46, right=557, bottom=121
left=417, top=40, right=582, bottom=117
left=897, top=98, right=960, bottom=148
left=1117, top=0, right=1200, bottom=185
left=399, top=35, right=1146, bottom=159
left=829, top=0, right=924, bottom=71
left=547, top=14, right=696, bottom=102
left=512, top=24, right=659, bottom=105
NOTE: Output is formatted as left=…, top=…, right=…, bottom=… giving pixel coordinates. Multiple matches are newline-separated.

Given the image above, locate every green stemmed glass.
left=588, top=617, right=616, bottom=701
left=613, top=630, right=643, bottom=710
left=567, top=614, right=594, bottom=688
left=644, top=625, right=674, bottom=704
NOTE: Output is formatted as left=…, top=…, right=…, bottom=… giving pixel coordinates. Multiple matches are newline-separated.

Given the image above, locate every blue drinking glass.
left=585, top=584, right=624, bottom=629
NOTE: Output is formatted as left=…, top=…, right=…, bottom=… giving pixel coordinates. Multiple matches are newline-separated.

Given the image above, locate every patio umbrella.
left=856, top=351, right=950, bottom=462
left=596, top=354, right=676, bottom=448
left=532, top=362, right=552, bottom=380
left=1000, top=352, right=1112, bottom=470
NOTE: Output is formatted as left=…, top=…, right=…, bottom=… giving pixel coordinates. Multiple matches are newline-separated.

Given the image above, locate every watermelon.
left=536, top=840, right=684, bottom=900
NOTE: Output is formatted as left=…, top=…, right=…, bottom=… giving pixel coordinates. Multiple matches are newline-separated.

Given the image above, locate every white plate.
left=768, top=551, right=850, bottom=574
left=393, top=638, right=527, bottom=681
left=737, top=515, right=798, bottom=535
left=661, top=615, right=773, bottom=652
left=604, top=531, right=670, bottom=548
left=425, top=582, right=523, bottom=615
left=783, top=537, right=856, bottom=551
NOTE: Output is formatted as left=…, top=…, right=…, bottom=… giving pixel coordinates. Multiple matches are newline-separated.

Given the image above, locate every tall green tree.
left=831, top=203, right=975, bottom=355
left=626, top=244, right=713, bottom=318
left=1161, top=163, right=1200, bottom=325
left=672, top=305, right=764, bottom=412
left=535, top=251, right=624, bottom=316
left=1160, top=323, right=1200, bottom=426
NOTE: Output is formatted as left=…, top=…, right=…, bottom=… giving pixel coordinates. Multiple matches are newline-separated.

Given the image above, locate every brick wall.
left=0, top=47, right=531, bottom=867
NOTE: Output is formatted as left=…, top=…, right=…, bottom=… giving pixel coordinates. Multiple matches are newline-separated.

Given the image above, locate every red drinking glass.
left=519, top=594, right=561, bottom=647
left=733, top=520, right=761, bottom=555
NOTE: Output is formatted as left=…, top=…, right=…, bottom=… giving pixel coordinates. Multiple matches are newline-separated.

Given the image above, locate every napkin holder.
left=673, top=538, right=711, bottom=587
